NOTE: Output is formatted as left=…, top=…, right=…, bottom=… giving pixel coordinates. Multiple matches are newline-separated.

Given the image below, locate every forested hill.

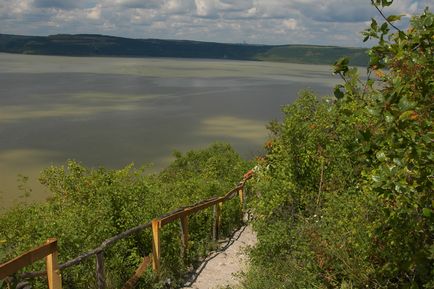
left=0, top=33, right=368, bottom=66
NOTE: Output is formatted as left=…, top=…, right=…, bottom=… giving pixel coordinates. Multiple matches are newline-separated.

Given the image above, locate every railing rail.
left=0, top=238, right=62, bottom=289
left=0, top=171, right=254, bottom=289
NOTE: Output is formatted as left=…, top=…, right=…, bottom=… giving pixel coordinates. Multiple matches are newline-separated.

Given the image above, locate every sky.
left=0, top=0, right=431, bottom=47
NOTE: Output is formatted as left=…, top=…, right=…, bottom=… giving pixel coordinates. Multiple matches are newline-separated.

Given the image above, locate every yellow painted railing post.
left=238, top=186, right=246, bottom=222
left=121, top=255, right=152, bottom=289
left=238, top=187, right=244, bottom=211
left=180, top=214, right=189, bottom=260
left=46, top=238, right=62, bottom=289
left=151, top=219, right=161, bottom=273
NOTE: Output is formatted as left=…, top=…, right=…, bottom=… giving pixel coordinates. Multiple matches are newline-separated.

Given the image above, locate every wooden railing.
left=0, top=171, right=254, bottom=289
left=0, top=238, right=62, bottom=289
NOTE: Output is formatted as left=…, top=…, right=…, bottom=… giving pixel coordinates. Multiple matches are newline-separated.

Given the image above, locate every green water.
left=0, top=53, right=340, bottom=209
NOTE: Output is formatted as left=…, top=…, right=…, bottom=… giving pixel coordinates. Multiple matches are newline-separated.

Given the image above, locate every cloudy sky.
left=0, top=0, right=431, bottom=47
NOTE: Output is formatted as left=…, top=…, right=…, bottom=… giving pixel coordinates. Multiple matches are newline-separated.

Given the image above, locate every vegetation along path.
left=181, top=224, right=257, bottom=289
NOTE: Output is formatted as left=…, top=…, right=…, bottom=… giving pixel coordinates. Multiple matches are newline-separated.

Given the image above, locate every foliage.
left=1, top=2, right=432, bottom=289
left=254, top=45, right=368, bottom=66
left=244, top=2, right=433, bottom=289
left=0, top=143, right=249, bottom=289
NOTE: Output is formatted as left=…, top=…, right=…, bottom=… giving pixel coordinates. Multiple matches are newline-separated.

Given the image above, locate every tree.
left=245, top=1, right=433, bottom=288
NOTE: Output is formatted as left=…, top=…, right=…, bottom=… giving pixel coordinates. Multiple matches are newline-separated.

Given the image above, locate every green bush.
left=244, top=3, right=433, bottom=289
left=0, top=143, right=250, bottom=289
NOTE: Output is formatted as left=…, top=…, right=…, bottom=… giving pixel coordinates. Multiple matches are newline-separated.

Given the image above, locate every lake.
left=0, top=53, right=340, bottom=209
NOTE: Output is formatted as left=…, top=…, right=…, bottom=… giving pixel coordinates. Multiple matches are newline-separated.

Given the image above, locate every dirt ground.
left=180, top=225, right=257, bottom=289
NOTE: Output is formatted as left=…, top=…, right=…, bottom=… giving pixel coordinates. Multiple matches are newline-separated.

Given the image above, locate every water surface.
left=0, top=53, right=339, bottom=209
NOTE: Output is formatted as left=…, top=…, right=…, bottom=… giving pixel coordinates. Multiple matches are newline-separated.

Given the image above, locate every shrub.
left=244, top=3, right=433, bottom=288
left=0, top=143, right=250, bottom=289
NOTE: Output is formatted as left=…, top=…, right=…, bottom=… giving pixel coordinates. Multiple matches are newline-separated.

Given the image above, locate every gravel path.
left=181, top=225, right=257, bottom=289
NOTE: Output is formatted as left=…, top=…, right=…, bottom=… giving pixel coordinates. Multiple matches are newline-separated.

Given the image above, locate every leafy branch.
left=370, top=0, right=404, bottom=33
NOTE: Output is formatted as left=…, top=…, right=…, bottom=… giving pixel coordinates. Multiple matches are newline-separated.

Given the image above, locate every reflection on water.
left=0, top=53, right=339, bottom=210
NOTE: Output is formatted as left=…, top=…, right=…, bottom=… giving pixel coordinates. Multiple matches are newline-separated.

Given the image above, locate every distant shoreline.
left=0, top=33, right=368, bottom=66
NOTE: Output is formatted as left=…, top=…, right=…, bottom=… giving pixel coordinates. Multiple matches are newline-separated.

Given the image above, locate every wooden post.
left=95, top=251, right=106, bottom=289
left=238, top=187, right=244, bottom=212
left=238, top=187, right=245, bottom=223
left=46, top=238, right=62, bottom=289
left=151, top=219, right=161, bottom=273
left=180, top=214, right=189, bottom=260
left=212, top=203, right=222, bottom=241
left=121, top=255, right=151, bottom=289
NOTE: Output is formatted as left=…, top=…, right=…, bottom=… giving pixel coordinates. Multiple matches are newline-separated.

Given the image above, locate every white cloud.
left=253, top=0, right=298, bottom=19
left=33, top=0, right=96, bottom=10
left=194, top=0, right=217, bottom=17
left=218, top=0, right=253, bottom=12
left=163, top=0, right=196, bottom=14
left=0, top=0, right=32, bottom=18
left=289, top=0, right=429, bottom=22
left=87, top=4, right=101, bottom=20
left=282, top=18, right=297, bottom=30
left=114, top=0, right=161, bottom=9
left=0, top=0, right=431, bottom=46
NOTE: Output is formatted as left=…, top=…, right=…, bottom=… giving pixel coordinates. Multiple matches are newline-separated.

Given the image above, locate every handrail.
left=159, top=184, right=242, bottom=226
left=0, top=172, right=253, bottom=289
left=0, top=239, right=62, bottom=289
left=19, top=220, right=153, bottom=279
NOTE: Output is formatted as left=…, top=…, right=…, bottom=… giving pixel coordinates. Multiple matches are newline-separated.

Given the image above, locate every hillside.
left=0, top=33, right=368, bottom=66
left=0, top=6, right=433, bottom=288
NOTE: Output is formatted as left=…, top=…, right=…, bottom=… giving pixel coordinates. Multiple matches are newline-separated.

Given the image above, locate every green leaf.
left=334, top=85, right=345, bottom=99
left=385, top=112, right=394, bottom=123
left=368, top=107, right=381, bottom=116
left=422, top=208, right=432, bottom=218
left=371, top=18, right=378, bottom=30
left=333, top=57, right=349, bottom=75
left=398, top=31, right=406, bottom=40
left=376, top=151, right=387, bottom=161
left=381, top=0, right=393, bottom=7
left=424, top=15, right=433, bottom=26
left=398, top=110, right=415, bottom=121
left=392, top=158, right=402, bottom=166
left=380, top=22, right=389, bottom=32
left=398, top=96, right=416, bottom=110
left=386, top=15, right=403, bottom=22
left=372, top=175, right=382, bottom=182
